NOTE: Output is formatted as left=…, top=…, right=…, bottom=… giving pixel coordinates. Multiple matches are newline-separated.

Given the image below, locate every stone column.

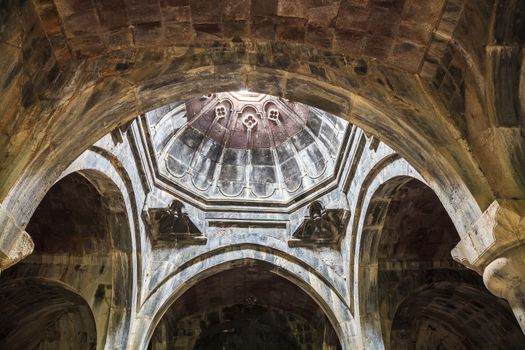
left=0, top=204, right=34, bottom=271
left=452, top=200, right=525, bottom=333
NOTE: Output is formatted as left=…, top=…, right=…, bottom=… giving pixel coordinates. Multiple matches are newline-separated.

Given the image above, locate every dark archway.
left=375, top=179, right=525, bottom=349
left=0, top=171, right=133, bottom=348
left=390, top=282, right=525, bottom=350
left=26, top=173, right=111, bottom=255
left=377, top=178, right=460, bottom=262
left=149, top=265, right=341, bottom=350
left=0, top=278, right=97, bottom=350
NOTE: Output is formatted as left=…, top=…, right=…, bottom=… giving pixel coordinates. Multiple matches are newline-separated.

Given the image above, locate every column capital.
left=482, top=246, right=525, bottom=299
left=452, top=199, right=525, bottom=273
left=0, top=204, right=34, bottom=270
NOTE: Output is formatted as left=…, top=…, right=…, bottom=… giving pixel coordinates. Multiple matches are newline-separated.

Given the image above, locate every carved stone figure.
left=145, top=200, right=206, bottom=246
left=289, top=201, right=350, bottom=247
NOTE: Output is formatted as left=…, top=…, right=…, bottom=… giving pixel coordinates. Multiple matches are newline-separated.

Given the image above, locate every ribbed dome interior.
left=145, top=92, right=348, bottom=204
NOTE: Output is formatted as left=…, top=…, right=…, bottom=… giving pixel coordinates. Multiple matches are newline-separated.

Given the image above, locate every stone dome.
left=143, top=92, right=349, bottom=205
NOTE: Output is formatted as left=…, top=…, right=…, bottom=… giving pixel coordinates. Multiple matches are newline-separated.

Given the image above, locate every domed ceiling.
left=142, top=92, right=349, bottom=206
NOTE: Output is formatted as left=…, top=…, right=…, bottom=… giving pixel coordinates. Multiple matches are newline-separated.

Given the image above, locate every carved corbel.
left=143, top=199, right=206, bottom=246
left=0, top=205, right=34, bottom=270
left=288, top=200, right=350, bottom=248
left=452, top=200, right=525, bottom=332
left=451, top=200, right=525, bottom=273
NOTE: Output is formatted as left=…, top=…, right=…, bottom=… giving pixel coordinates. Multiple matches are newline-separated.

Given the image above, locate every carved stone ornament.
left=288, top=201, right=350, bottom=247
left=267, top=108, right=280, bottom=123
left=242, top=113, right=258, bottom=130
left=144, top=200, right=207, bottom=246
left=215, top=105, right=227, bottom=119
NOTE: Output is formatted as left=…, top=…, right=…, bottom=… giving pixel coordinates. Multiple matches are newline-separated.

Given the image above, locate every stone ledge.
left=288, top=237, right=339, bottom=248
left=452, top=199, right=525, bottom=273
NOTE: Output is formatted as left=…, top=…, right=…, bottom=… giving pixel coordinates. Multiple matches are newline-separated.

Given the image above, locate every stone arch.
left=145, top=239, right=348, bottom=305
left=353, top=157, right=424, bottom=349
left=60, top=149, right=139, bottom=349
left=20, top=171, right=113, bottom=348
left=25, top=172, right=113, bottom=256
left=479, top=0, right=525, bottom=199
left=0, top=47, right=491, bottom=267
left=0, top=2, right=522, bottom=348
left=0, top=277, right=97, bottom=349
left=2, top=160, right=136, bottom=349
left=135, top=248, right=359, bottom=349
left=372, top=178, right=464, bottom=347
left=148, top=263, right=342, bottom=350
left=354, top=160, right=525, bottom=349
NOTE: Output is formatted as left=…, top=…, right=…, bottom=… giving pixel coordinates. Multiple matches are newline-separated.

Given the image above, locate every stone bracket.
left=0, top=204, right=34, bottom=270
left=288, top=200, right=350, bottom=248
left=452, top=199, right=525, bottom=273
left=143, top=200, right=207, bottom=247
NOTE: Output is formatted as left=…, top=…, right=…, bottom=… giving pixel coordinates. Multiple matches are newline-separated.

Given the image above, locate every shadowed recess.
left=378, top=178, right=460, bottom=261
left=26, top=173, right=111, bottom=255
left=149, top=266, right=341, bottom=350
left=0, top=279, right=97, bottom=350
left=375, top=179, right=525, bottom=349
left=390, top=283, right=525, bottom=350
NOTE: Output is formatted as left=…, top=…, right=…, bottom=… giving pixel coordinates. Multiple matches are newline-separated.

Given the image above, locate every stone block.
left=335, top=4, right=370, bottom=32
left=276, top=17, right=307, bottom=41
left=277, top=0, right=308, bottom=18
left=223, top=20, right=249, bottom=38
left=306, top=25, right=334, bottom=49
left=165, top=22, right=194, bottom=42
left=251, top=16, right=277, bottom=40
left=367, top=9, right=401, bottom=37
left=190, top=0, right=221, bottom=23
left=102, top=29, right=134, bottom=50
left=127, top=4, right=162, bottom=24
left=364, top=34, right=394, bottom=60
left=387, top=40, right=425, bottom=73
left=68, top=35, right=105, bottom=57
left=251, top=0, right=278, bottom=17
left=162, top=4, right=191, bottom=22
left=222, top=0, right=250, bottom=20
left=194, top=23, right=223, bottom=40
left=307, top=3, right=339, bottom=27
left=333, top=29, right=366, bottom=56
left=62, top=11, right=99, bottom=36
left=133, top=22, right=164, bottom=47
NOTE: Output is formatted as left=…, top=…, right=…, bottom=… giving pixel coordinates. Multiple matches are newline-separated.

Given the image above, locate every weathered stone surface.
left=0, top=111, right=524, bottom=349
left=355, top=175, right=525, bottom=349
left=452, top=200, right=525, bottom=272
left=0, top=279, right=97, bottom=349
left=20, top=0, right=447, bottom=72
left=0, top=0, right=525, bottom=348
left=0, top=223, right=33, bottom=271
